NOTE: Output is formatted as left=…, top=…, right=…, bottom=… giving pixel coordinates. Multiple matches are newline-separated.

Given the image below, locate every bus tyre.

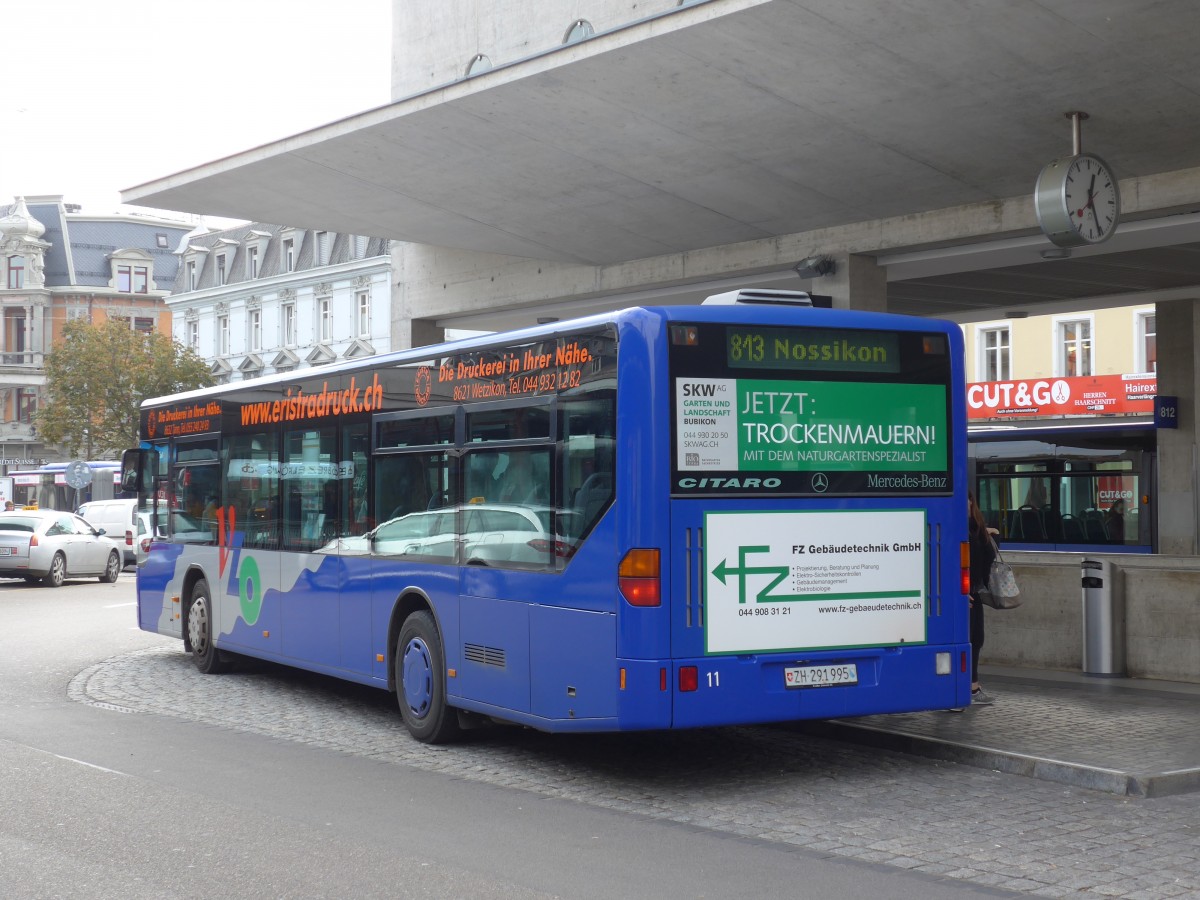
left=396, top=610, right=461, bottom=744
left=100, top=551, right=121, bottom=584
left=43, top=553, right=66, bottom=588
left=188, top=579, right=231, bottom=675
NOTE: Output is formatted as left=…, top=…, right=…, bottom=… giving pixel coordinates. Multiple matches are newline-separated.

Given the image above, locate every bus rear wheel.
left=396, top=610, right=461, bottom=744
left=187, top=579, right=231, bottom=675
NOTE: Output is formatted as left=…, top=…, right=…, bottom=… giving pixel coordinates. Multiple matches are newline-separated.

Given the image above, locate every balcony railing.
left=0, top=351, right=42, bottom=367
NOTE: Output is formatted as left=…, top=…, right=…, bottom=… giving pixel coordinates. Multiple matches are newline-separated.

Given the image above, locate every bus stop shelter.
left=125, top=0, right=1200, bottom=571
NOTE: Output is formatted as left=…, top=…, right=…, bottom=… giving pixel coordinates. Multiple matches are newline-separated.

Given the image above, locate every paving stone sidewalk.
left=804, top=666, right=1200, bottom=798
left=72, top=647, right=1200, bottom=899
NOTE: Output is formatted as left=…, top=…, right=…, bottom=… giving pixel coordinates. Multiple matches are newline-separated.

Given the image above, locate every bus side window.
left=224, top=431, right=279, bottom=550
left=373, top=452, right=457, bottom=560
left=560, top=393, right=616, bottom=542
left=282, top=426, right=338, bottom=551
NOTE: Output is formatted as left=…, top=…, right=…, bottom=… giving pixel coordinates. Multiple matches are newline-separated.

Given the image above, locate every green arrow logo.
left=712, top=544, right=923, bottom=605
left=712, top=545, right=788, bottom=603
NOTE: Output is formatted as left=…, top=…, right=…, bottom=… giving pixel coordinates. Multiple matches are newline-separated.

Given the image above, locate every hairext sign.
left=967, top=374, right=1156, bottom=420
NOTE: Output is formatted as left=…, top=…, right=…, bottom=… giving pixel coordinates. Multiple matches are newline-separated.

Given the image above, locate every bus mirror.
left=120, top=448, right=151, bottom=495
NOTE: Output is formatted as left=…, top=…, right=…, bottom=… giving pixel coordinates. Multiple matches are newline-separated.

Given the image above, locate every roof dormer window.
left=109, top=249, right=154, bottom=294
left=245, top=230, right=271, bottom=279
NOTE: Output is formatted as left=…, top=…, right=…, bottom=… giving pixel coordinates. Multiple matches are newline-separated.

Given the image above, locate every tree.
left=37, top=319, right=213, bottom=458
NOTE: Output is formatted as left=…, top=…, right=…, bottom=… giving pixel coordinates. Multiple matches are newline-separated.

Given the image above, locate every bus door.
left=278, top=425, right=343, bottom=667
left=221, top=430, right=282, bottom=657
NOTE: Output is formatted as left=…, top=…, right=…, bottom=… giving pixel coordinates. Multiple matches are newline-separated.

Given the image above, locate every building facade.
left=168, top=224, right=392, bottom=382
left=959, top=305, right=1156, bottom=387
left=0, top=195, right=192, bottom=470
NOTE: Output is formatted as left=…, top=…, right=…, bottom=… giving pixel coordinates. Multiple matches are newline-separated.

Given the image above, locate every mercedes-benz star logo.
left=811, top=472, right=829, bottom=493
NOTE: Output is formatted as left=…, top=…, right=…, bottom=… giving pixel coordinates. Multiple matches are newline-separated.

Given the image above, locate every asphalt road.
left=0, top=572, right=1026, bottom=900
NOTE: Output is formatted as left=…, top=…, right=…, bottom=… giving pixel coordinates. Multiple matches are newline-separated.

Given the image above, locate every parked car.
left=320, top=504, right=577, bottom=564
left=76, top=499, right=140, bottom=566
left=0, top=510, right=123, bottom=586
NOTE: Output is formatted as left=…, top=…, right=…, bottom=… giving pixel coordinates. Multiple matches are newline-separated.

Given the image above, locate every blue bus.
left=122, top=290, right=971, bottom=743
left=9, top=460, right=124, bottom=510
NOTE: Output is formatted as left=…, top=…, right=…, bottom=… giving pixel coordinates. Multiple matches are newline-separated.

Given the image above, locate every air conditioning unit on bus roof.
left=702, top=289, right=813, bottom=306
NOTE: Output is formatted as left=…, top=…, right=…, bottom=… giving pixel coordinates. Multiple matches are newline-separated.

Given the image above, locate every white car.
left=319, top=504, right=578, bottom=565
left=0, top=509, right=123, bottom=586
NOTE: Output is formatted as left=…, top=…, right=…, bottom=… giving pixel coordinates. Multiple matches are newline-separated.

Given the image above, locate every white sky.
left=1, top=1, right=392, bottom=223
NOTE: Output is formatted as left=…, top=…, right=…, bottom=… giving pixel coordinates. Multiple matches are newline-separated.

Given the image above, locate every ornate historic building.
left=166, top=223, right=392, bottom=383
left=0, top=195, right=191, bottom=469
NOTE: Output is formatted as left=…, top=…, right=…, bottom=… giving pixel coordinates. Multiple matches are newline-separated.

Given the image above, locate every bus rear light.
left=669, top=324, right=699, bottom=346
left=936, top=652, right=951, bottom=675
left=679, top=666, right=698, bottom=692
left=660, top=667, right=667, bottom=691
left=960, top=541, right=971, bottom=595
left=618, top=548, right=661, bottom=606
left=961, top=651, right=968, bottom=673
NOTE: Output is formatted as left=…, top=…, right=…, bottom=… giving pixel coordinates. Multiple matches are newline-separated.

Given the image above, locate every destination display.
left=705, top=509, right=928, bottom=654
left=726, top=326, right=900, bottom=373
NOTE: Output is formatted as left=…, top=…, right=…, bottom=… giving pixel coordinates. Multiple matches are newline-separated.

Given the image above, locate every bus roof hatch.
left=702, top=289, right=813, bottom=306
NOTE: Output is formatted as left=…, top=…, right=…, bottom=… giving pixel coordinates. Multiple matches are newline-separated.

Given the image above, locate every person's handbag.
left=984, top=537, right=1022, bottom=609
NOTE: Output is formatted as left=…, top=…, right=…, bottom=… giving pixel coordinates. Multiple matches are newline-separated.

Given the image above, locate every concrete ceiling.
left=125, top=0, right=1200, bottom=318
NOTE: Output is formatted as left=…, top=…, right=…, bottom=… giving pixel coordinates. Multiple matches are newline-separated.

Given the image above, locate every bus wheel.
left=396, top=610, right=461, bottom=744
left=187, top=579, right=231, bottom=675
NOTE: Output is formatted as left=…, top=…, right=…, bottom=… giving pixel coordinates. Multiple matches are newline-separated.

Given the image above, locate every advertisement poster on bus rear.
left=674, top=377, right=949, bottom=496
left=704, top=509, right=928, bottom=654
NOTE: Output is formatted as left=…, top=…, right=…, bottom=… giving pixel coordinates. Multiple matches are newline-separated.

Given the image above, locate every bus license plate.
left=784, top=663, right=858, bottom=689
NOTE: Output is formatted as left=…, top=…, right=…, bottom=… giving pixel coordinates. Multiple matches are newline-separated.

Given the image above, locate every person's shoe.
left=971, top=687, right=995, bottom=706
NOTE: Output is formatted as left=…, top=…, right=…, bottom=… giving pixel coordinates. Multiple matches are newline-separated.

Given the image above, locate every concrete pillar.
left=403, top=317, right=445, bottom=350
left=1154, top=297, right=1200, bottom=556
left=821, top=253, right=887, bottom=312
left=390, top=244, right=447, bottom=350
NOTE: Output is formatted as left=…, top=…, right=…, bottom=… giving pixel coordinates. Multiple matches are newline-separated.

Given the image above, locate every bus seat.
left=1081, top=508, right=1109, bottom=542
left=1011, top=505, right=1047, bottom=541
left=1060, top=514, right=1086, bottom=542
left=574, top=472, right=613, bottom=529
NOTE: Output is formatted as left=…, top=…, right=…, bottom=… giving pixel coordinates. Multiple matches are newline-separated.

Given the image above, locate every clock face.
left=1063, top=155, right=1118, bottom=243
left=1035, top=153, right=1121, bottom=248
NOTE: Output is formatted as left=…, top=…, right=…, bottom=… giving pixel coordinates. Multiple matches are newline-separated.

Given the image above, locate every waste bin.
left=1081, top=558, right=1125, bottom=676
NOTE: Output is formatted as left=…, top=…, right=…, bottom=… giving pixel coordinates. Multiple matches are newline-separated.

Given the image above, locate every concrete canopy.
left=125, top=0, right=1200, bottom=318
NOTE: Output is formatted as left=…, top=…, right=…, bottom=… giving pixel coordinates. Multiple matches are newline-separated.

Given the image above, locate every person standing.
left=968, top=493, right=997, bottom=705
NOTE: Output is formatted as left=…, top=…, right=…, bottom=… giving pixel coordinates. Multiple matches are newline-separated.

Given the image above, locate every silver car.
left=0, top=510, right=123, bottom=586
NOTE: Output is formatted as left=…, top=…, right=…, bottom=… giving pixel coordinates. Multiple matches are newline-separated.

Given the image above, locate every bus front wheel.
left=187, top=579, right=231, bottom=675
left=396, top=610, right=461, bottom=744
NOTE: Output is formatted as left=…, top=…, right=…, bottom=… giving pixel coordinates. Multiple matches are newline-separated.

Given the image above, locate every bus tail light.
left=618, top=548, right=661, bottom=606
left=679, top=666, right=698, bottom=692
left=960, top=542, right=971, bottom=596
